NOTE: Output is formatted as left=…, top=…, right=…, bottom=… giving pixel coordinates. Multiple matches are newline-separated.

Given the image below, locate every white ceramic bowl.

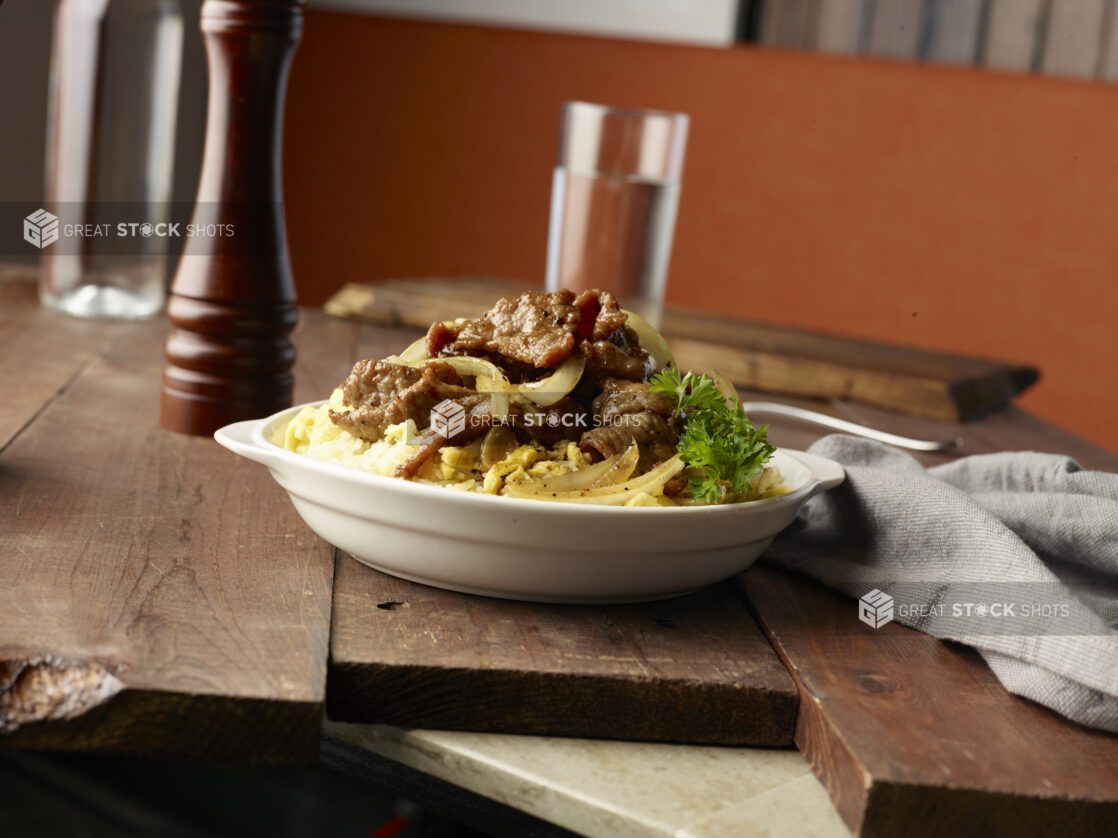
left=215, top=403, right=844, bottom=603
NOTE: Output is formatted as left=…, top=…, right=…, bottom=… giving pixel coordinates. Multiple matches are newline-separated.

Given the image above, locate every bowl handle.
left=786, top=450, right=846, bottom=496
left=214, top=420, right=277, bottom=466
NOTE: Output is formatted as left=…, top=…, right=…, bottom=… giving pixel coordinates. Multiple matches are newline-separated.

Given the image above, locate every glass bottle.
left=40, top=0, right=182, bottom=319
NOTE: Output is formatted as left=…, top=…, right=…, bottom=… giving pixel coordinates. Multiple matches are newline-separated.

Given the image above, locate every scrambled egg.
left=280, top=390, right=673, bottom=505
left=281, top=389, right=793, bottom=506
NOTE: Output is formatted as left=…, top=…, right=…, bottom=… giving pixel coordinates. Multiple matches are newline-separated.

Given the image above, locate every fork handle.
left=740, top=402, right=962, bottom=452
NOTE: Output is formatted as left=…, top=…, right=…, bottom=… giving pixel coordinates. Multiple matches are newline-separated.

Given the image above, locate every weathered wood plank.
left=739, top=566, right=1118, bottom=837
left=737, top=402, right=1118, bottom=834
left=0, top=271, right=116, bottom=452
left=0, top=303, right=344, bottom=762
left=328, top=563, right=798, bottom=746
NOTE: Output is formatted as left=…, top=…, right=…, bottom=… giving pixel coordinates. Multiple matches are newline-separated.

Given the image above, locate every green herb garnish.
left=650, top=367, right=775, bottom=504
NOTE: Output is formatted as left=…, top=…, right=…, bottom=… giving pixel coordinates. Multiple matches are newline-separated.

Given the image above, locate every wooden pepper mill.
left=161, top=0, right=304, bottom=435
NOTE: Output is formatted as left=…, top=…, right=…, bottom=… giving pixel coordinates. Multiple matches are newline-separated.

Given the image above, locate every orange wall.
left=283, top=11, right=1118, bottom=453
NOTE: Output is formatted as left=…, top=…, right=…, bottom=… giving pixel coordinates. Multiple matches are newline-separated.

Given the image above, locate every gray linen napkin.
left=765, top=434, right=1118, bottom=733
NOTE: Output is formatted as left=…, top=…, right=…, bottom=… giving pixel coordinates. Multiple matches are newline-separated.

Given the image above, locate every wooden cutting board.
left=326, top=557, right=799, bottom=746
left=316, top=315, right=797, bottom=745
left=323, top=278, right=1038, bottom=422
left=739, top=566, right=1118, bottom=837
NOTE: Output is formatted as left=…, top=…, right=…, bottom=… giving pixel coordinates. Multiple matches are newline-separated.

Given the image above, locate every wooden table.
left=0, top=275, right=338, bottom=762
left=3, top=269, right=1117, bottom=836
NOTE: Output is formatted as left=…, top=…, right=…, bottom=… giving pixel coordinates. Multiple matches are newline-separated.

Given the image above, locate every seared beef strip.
left=580, top=412, right=678, bottom=473
left=330, top=360, right=474, bottom=442
left=424, top=320, right=458, bottom=363
left=573, top=289, right=627, bottom=342
left=339, top=359, right=419, bottom=409
left=580, top=377, right=680, bottom=473
left=427, top=290, right=579, bottom=368
left=426, top=289, right=628, bottom=369
left=509, top=396, right=588, bottom=444
left=582, top=340, right=647, bottom=381
left=332, top=288, right=684, bottom=490
left=662, top=473, right=688, bottom=497
left=590, top=377, right=675, bottom=422
left=395, top=434, right=448, bottom=479
left=395, top=394, right=491, bottom=478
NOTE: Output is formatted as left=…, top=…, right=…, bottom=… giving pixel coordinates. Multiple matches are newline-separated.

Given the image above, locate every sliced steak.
left=580, top=412, right=678, bottom=472
left=394, top=394, right=492, bottom=478
left=510, top=396, right=588, bottom=444
left=426, top=289, right=629, bottom=369
left=662, top=473, right=688, bottom=497
left=591, top=377, right=675, bottom=421
left=581, top=325, right=651, bottom=381
left=582, top=340, right=647, bottom=381
left=573, top=289, right=627, bottom=342
left=581, top=378, right=679, bottom=473
left=339, top=359, right=420, bottom=409
left=425, top=320, right=458, bottom=361
left=330, top=360, right=473, bottom=442
left=427, top=290, right=580, bottom=368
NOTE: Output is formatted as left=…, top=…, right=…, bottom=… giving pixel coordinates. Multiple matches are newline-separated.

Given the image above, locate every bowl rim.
left=216, top=401, right=843, bottom=518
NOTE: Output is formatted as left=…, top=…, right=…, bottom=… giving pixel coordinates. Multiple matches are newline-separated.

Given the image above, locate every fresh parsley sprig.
left=650, top=367, right=775, bottom=504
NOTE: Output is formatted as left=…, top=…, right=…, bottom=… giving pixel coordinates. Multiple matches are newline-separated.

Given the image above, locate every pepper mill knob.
left=161, top=0, right=304, bottom=435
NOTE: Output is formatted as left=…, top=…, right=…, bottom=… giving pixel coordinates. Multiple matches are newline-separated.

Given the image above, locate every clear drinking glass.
left=545, top=101, right=689, bottom=328
left=40, top=0, right=182, bottom=319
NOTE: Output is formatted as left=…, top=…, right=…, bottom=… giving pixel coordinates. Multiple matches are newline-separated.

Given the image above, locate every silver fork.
left=740, top=402, right=963, bottom=452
